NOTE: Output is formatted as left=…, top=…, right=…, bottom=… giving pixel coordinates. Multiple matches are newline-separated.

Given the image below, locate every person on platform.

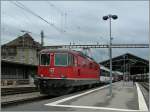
left=133, top=76, right=136, bottom=85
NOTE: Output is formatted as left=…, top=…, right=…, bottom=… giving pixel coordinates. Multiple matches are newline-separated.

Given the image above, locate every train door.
left=67, top=53, right=75, bottom=78
left=38, top=53, right=50, bottom=77
left=73, top=55, right=80, bottom=77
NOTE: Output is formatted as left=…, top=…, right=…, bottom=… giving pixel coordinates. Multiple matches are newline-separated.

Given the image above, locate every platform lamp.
left=102, top=14, right=118, bottom=96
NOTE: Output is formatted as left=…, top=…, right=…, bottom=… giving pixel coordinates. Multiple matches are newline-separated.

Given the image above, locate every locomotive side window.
left=40, top=54, right=50, bottom=65
left=55, top=53, right=68, bottom=66
left=89, top=63, right=93, bottom=69
left=68, top=54, right=74, bottom=66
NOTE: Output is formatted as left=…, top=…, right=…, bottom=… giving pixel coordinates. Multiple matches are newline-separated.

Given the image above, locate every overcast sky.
left=1, top=1, right=149, bottom=62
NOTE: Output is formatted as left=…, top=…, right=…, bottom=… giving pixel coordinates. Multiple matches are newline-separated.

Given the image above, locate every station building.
left=1, top=33, right=41, bottom=65
left=1, top=33, right=41, bottom=86
left=1, top=59, right=37, bottom=86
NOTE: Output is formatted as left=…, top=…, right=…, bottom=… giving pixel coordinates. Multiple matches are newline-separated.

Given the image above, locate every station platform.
left=1, top=84, right=37, bottom=96
left=2, top=81, right=149, bottom=112
left=1, top=84, right=35, bottom=89
left=1, top=92, right=45, bottom=105
left=45, top=81, right=148, bottom=112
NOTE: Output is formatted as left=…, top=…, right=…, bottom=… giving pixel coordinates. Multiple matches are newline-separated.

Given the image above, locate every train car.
left=113, top=71, right=123, bottom=81
left=36, top=49, right=100, bottom=96
left=100, top=65, right=110, bottom=84
left=100, top=65, right=122, bottom=83
left=134, top=73, right=149, bottom=82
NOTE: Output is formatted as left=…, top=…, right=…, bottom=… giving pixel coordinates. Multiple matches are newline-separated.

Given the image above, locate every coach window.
left=55, top=53, right=68, bottom=66
left=40, top=54, right=50, bottom=65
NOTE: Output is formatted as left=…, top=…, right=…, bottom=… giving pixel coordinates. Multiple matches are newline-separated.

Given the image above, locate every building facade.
left=1, top=33, right=41, bottom=65
left=1, top=33, right=41, bottom=86
left=1, top=59, right=37, bottom=86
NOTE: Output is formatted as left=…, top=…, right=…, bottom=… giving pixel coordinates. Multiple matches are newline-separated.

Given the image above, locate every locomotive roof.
left=40, top=49, right=96, bottom=62
left=40, top=49, right=78, bottom=54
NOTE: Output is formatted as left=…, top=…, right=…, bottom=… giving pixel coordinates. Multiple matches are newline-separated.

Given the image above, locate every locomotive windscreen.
left=55, top=53, right=68, bottom=66
left=54, top=53, right=74, bottom=66
left=40, top=54, right=50, bottom=65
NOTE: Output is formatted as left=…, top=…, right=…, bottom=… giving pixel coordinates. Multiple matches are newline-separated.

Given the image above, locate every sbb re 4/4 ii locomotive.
left=36, top=49, right=101, bottom=96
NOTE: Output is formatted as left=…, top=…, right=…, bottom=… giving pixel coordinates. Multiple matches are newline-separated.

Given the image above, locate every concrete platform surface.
left=45, top=81, right=148, bottom=111
left=2, top=81, right=149, bottom=112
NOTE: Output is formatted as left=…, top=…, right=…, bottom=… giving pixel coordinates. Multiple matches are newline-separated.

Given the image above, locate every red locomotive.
left=36, top=49, right=100, bottom=95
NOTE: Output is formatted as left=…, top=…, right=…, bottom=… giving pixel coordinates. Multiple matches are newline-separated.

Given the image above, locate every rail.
left=140, top=82, right=149, bottom=91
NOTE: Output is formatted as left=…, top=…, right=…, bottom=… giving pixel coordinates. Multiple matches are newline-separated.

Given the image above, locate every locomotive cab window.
left=55, top=53, right=68, bottom=66
left=40, top=54, right=50, bottom=65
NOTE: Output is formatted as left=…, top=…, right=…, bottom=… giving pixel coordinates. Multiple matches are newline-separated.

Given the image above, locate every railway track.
left=139, top=82, right=149, bottom=109
left=1, top=92, right=49, bottom=107
left=1, top=87, right=39, bottom=96
left=140, top=82, right=149, bottom=91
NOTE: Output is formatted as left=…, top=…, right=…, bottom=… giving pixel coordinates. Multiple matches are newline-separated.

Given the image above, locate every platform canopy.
left=100, top=53, right=149, bottom=75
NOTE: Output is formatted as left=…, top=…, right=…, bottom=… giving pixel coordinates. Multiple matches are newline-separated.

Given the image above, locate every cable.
left=47, top=1, right=68, bottom=33
left=3, top=4, right=46, bottom=39
left=10, top=1, right=62, bottom=32
left=47, top=1, right=64, bottom=15
left=9, top=1, right=106, bottom=45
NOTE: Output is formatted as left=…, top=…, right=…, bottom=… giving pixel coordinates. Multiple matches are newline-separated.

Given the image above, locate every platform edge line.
left=46, top=104, right=143, bottom=112
left=136, top=82, right=148, bottom=111
left=45, top=84, right=109, bottom=105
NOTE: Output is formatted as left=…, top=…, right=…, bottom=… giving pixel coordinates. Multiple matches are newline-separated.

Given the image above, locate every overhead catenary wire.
left=10, top=1, right=62, bottom=32
left=3, top=3, right=52, bottom=41
left=47, top=1, right=67, bottom=33
left=7, top=1, right=64, bottom=43
left=47, top=1, right=64, bottom=15
left=8, top=1, right=77, bottom=39
left=15, top=1, right=59, bottom=31
left=7, top=1, right=108, bottom=46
